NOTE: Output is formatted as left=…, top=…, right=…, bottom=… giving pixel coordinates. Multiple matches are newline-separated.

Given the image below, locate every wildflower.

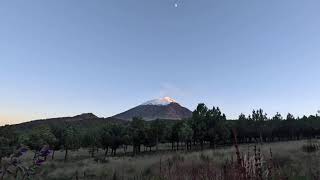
left=39, top=148, right=51, bottom=157
left=35, top=159, right=46, bottom=166
left=20, top=147, right=28, bottom=153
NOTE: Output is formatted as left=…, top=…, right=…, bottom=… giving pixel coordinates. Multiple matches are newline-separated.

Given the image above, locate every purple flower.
left=35, top=159, right=45, bottom=166
left=20, top=147, right=28, bottom=153
left=13, top=147, right=28, bottom=157
left=39, top=149, right=51, bottom=157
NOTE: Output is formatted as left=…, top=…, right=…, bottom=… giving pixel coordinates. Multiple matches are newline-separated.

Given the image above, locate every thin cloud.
left=158, top=83, right=189, bottom=99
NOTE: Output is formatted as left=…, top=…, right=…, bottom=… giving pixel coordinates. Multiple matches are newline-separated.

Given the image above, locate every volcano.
left=113, top=97, right=192, bottom=121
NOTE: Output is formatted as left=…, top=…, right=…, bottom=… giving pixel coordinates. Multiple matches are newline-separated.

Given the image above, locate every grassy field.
left=4, top=139, right=320, bottom=180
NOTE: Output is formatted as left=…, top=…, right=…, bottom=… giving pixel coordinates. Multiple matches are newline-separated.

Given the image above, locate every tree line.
left=1, top=103, right=320, bottom=161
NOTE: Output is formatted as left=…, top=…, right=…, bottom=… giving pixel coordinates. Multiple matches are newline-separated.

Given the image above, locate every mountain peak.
left=73, top=113, right=98, bottom=119
left=141, top=97, right=177, bottom=106
left=113, top=97, right=192, bottom=121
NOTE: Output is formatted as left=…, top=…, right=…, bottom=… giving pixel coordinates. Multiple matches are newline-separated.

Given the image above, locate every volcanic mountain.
left=113, top=97, right=192, bottom=121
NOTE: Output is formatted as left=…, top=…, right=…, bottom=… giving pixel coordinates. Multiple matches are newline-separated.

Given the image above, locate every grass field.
left=4, top=139, right=320, bottom=180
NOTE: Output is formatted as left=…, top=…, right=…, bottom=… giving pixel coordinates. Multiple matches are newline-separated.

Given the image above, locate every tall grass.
left=2, top=140, right=320, bottom=179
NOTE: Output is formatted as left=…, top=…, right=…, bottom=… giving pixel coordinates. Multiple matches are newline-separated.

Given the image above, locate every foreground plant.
left=0, top=145, right=51, bottom=180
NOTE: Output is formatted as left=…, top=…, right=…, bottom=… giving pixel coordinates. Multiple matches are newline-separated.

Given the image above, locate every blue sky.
left=1, top=0, right=320, bottom=125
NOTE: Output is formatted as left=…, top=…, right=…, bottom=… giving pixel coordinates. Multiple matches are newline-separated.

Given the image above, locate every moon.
left=174, top=3, right=178, bottom=8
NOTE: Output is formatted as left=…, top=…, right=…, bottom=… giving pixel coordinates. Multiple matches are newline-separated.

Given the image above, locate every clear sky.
left=1, top=0, right=320, bottom=125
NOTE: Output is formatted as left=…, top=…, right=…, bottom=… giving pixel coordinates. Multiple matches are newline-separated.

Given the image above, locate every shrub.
left=302, top=143, right=320, bottom=153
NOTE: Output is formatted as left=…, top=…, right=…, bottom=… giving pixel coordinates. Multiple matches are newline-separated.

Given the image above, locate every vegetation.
left=1, top=103, right=320, bottom=179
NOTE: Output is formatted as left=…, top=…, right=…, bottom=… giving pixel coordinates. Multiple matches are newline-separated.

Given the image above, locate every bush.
left=302, top=143, right=320, bottom=153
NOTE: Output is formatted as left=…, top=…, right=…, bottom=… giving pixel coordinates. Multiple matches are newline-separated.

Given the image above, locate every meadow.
left=2, top=105, right=320, bottom=179
left=10, top=139, right=320, bottom=180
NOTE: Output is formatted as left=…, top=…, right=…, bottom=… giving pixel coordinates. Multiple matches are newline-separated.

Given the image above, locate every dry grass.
left=7, top=140, right=320, bottom=180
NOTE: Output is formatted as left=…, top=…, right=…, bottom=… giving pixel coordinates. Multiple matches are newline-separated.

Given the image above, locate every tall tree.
left=100, top=124, right=112, bottom=158
left=61, top=125, right=80, bottom=162
left=109, top=123, right=124, bottom=156
left=150, top=119, right=165, bottom=151
left=50, top=125, right=64, bottom=160
left=252, top=109, right=267, bottom=142
left=205, top=106, right=226, bottom=148
left=83, top=128, right=101, bottom=157
left=178, top=121, right=193, bottom=150
left=129, top=117, right=146, bottom=155
left=190, top=103, right=208, bottom=150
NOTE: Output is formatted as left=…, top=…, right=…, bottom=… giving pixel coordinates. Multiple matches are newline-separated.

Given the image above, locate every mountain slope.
left=113, top=97, right=192, bottom=121
left=6, top=113, right=126, bottom=133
